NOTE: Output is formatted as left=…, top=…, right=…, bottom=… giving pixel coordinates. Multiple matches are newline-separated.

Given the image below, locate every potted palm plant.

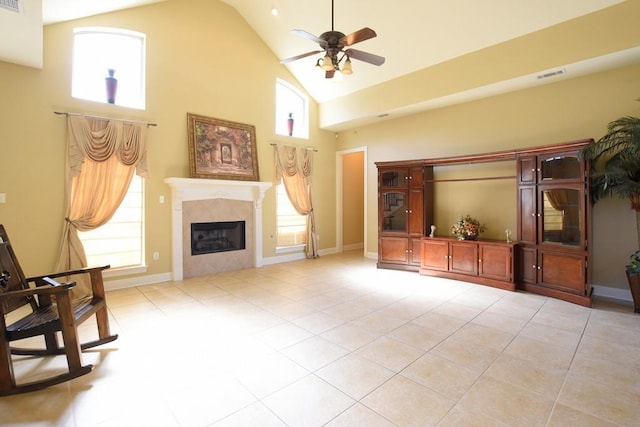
left=581, top=102, right=640, bottom=312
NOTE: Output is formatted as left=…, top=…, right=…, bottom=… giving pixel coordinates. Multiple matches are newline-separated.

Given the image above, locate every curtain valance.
left=67, top=115, right=148, bottom=177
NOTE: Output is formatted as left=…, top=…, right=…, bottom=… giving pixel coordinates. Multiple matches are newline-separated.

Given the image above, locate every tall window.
left=78, top=174, right=144, bottom=269
left=275, top=78, right=308, bottom=139
left=72, top=27, right=146, bottom=109
left=72, top=27, right=146, bottom=271
left=276, top=182, right=306, bottom=247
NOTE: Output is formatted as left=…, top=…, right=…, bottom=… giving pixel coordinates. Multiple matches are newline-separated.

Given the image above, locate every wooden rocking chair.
left=0, top=225, right=118, bottom=396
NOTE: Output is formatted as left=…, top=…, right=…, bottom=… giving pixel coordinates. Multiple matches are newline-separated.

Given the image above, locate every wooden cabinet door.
left=420, top=239, right=449, bottom=271
left=409, top=166, right=424, bottom=187
left=539, top=249, right=587, bottom=294
left=518, top=186, right=537, bottom=245
left=409, top=237, right=422, bottom=266
left=479, top=244, right=512, bottom=282
left=518, top=156, right=537, bottom=184
left=518, top=246, right=538, bottom=284
left=450, top=241, right=478, bottom=275
left=408, top=187, right=424, bottom=236
left=379, top=236, right=409, bottom=264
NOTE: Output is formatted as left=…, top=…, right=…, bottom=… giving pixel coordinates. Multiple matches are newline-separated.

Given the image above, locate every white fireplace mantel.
left=164, top=177, right=272, bottom=280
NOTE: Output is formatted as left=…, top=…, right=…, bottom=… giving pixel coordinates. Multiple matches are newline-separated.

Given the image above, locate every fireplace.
left=191, top=221, right=246, bottom=255
left=164, top=177, right=272, bottom=280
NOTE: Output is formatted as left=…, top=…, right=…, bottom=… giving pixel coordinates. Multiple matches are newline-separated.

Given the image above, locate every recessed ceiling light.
left=271, top=7, right=278, bottom=16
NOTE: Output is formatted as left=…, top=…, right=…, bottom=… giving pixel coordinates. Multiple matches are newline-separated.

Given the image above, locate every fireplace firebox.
left=191, top=221, right=246, bottom=255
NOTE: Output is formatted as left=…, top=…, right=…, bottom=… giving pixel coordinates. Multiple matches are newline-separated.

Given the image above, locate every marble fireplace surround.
left=164, top=177, right=272, bottom=281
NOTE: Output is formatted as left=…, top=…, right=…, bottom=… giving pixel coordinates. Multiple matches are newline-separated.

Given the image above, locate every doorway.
left=336, top=147, right=367, bottom=255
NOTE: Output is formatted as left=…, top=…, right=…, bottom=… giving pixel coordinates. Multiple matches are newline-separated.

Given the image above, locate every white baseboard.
left=591, top=285, right=633, bottom=302
left=263, top=251, right=307, bottom=265
left=105, top=272, right=172, bottom=291
left=318, top=247, right=339, bottom=256
left=343, top=242, right=364, bottom=251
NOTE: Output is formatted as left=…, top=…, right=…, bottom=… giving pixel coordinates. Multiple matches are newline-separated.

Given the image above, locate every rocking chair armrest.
left=0, top=278, right=75, bottom=300
left=26, top=265, right=110, bottom=284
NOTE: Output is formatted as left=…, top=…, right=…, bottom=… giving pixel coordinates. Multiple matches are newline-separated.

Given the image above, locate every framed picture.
left=187, top=113, right=260, bottom=181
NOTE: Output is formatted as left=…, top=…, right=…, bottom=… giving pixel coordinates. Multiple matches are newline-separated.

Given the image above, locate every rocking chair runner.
left=0, top=225, right=118, bottom=396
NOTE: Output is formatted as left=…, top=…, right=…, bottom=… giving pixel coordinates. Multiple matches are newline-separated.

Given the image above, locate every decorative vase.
left=287, top=113, right=294, bottom=136
left=105, top=69, right=118, bottom=104
left=463, top=234, right=477, bottom=241
left=625, top=269, right=640, bottom=313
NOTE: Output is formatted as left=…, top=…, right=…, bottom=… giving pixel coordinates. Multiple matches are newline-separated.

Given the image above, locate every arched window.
left=72, top=27, right=146, bottom=109
left=275, top=78, right=308, bottom=139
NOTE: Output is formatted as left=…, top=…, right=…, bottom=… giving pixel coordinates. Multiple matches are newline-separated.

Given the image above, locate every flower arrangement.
left=451, top=214, right=486, bottom=240
left=627, top=250, right=640, bottom=275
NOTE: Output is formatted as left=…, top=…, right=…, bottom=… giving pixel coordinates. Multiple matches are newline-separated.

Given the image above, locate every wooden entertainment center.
left=376, top=139, right=593, bottom=306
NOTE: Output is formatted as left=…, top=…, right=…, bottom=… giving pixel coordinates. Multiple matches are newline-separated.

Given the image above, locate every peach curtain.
left=274, top=145, right=318, bottom=258
left=55, top=116, right=147, bottom=295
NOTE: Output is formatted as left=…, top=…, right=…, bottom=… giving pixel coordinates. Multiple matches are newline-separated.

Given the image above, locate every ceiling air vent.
left=0, top=0, right=22, bottom=13
left=536, top=69, right=566, bottom=80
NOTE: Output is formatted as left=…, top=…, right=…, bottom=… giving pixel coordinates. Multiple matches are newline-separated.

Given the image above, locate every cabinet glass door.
left=381, top=191, right=407, bottom=232
left=540, top=187, right=582, bottom=247
left=539, top=152, right=581, bottom=182
left=380, top=169, right=408, bottom=187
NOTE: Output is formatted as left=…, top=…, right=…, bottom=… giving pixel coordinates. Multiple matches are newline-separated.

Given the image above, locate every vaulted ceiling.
left=1, top=0, right=638, bottom=130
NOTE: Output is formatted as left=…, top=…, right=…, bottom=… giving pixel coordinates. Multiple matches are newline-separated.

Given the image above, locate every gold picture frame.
left=187, top=113, right=260, bottom=181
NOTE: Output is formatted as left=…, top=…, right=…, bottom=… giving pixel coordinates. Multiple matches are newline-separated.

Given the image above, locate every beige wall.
left=0, top=0, right=336, bottom=278
left=342, top=151, right=364, bottom=247
left=0, top=0, right=638, bottom=294
left=337, top=63, right=640, bottom=290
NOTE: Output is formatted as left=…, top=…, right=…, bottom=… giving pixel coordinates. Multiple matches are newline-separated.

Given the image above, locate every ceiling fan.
left=280, top=0, right=385, bottom=79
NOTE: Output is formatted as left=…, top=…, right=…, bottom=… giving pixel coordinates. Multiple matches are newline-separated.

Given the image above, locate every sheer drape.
left=55, top=116, right=147, bottom=296
left=274, top=145, right=318, bottom=258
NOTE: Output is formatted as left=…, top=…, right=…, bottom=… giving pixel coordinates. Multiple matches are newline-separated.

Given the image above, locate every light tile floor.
left=2, top=250, right=640, bottom=426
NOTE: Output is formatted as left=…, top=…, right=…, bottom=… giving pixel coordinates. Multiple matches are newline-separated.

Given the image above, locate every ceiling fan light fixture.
left=321, top=54, right=334, bottom=71
left=342, top=57, right=353, bottom=75
left=280, top=0, right=384, bottom=78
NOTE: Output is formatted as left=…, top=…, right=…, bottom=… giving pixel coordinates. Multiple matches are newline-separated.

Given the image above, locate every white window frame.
left=72, top=27, right=146, bottom=109
left=78, top=174, right=146, bottom=275
left=275, top=78, right=309, bottom=139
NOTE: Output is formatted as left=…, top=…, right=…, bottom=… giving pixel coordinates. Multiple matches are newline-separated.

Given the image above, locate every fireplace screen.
left=191, top=221, right=246, bottom=255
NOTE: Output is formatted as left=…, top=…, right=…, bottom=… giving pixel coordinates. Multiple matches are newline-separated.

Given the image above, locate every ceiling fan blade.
left=325, top=70, right=335, bottom=79
left=345, top=48, right=385, bottom=66
left=340, top=27, right=377, bottom=46
left=280, top=50, right=323, bottom=64
left=291, top=29, right=327, bottom=47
